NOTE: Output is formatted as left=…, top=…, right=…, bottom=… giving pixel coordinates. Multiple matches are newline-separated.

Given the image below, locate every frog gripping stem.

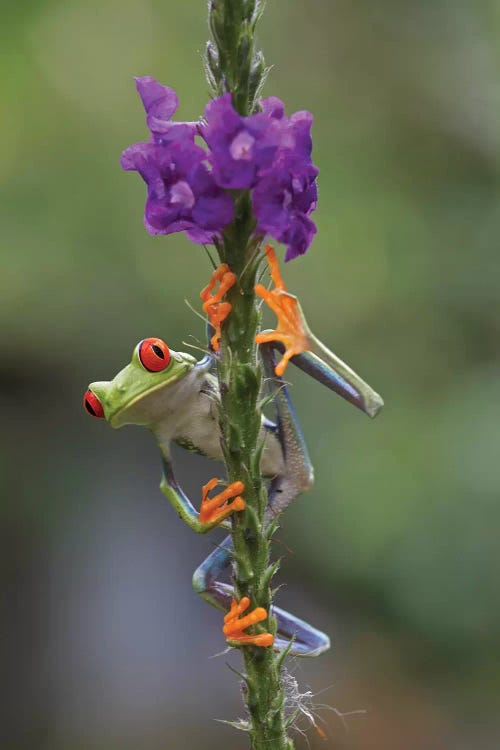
left=79, top=0, right=386, bottom=745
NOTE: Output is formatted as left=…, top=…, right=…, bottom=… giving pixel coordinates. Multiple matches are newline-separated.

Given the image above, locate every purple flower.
left=123, top=78, right=319, bottom=256
left=134, top=76, right=197, bottom=146
left=252, top=153, right=318, bottom=261
left=121, top=139, right=233, bottom=243
left=201, top=94, right=285, bottom=189
left=201, top=93, right=318, bottom=258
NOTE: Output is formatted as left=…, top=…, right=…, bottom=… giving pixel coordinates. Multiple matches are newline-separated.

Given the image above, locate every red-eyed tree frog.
left=84, top=247, right=383, bottom=655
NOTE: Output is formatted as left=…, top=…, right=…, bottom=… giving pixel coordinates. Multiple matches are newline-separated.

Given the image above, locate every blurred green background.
left=2, top=1, right=500, bottom=748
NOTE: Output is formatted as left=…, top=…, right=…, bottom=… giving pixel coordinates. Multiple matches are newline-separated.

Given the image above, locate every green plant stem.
left=205, top=2, right=293, bottom=748
left=218, top=203, right=292, bottom=750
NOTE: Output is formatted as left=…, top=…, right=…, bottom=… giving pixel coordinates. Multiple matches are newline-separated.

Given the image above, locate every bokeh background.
left=2, top=1, right=500, bottom=748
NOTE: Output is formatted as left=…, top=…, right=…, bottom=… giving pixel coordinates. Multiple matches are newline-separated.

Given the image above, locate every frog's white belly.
left=151, top=369, right=285, bottom=478
left=173, top=393, right=284, bottom=477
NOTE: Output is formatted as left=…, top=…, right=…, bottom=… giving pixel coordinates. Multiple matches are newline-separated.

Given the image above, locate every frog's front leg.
left=160, top=453, right=245, bottom=533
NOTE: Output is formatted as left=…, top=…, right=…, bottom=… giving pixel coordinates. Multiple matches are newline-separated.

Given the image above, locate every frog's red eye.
left=138, top=337, right=171, bottom=372
left=83, top=389, right=104, bottom=418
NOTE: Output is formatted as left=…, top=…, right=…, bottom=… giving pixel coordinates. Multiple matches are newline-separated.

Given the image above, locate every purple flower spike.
left=134, top=76, right=197, bottom=145
left=252, top=153, right=318, bottom=261
left=121, top=139, right=233, bottom=243
left=202, top=94, right=284, bottom=190
left=123, top=78, right=318, bottom=255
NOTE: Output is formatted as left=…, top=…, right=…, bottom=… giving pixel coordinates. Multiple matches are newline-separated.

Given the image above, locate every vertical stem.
left=219, top=196, right=292, bottom=750
left=205, top=2, right=293, bottom=749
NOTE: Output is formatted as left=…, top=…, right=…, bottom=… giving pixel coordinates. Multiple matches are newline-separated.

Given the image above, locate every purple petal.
left=283, top=215, right=317, bottom=261
left=289, top=111, right=314, bottom=158
left=192, top=191, right=234, bottom=230
left=134, top=76, right=179, bottom=128
left=261, top=97, right=285, bottom=120
left=203, top=94, right=241, bottom=137
left=185, top=227, right=218, bottom=244
left=120, top=142, right=164, bottom=185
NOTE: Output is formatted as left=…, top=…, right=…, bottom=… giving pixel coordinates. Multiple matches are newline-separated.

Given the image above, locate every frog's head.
left=83, top=337, right=196, bottom=429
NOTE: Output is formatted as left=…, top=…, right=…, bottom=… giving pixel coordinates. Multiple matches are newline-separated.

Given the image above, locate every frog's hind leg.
left=192, top=536, right=330, bottom=656
left=260, top=342, right=314, bottom=519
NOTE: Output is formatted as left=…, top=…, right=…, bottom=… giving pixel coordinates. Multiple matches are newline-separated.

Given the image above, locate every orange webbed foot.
left=200, top=263, right=236, bottom=352
left=223, top=596, right=274, bottom=648
left=199, top=478, right=246, bottom=525
left=254, top=245, right=311, bottom=376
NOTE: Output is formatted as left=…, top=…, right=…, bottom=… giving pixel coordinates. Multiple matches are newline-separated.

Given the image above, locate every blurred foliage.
left=2, top=1, right=500, bottom=748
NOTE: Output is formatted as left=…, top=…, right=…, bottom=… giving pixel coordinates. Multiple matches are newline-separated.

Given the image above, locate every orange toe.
left=254, top=245, right=311, bottom=375
left=199, top=478, right=246, bottom=525
left=200, top=264, right=236, bottom=351
left=223, top=596, right=274, bottom=648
